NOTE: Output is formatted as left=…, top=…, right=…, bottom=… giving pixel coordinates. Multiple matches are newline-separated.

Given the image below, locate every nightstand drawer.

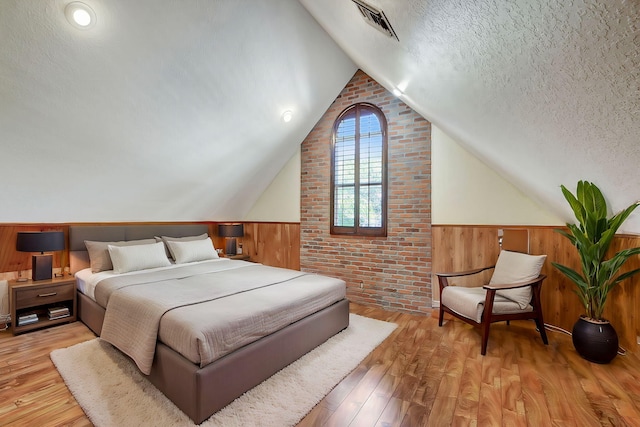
left=15, top=283, right=75, bottom=308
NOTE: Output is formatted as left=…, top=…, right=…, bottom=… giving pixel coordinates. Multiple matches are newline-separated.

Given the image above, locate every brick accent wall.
left=300, top=70, right=432, bottom=314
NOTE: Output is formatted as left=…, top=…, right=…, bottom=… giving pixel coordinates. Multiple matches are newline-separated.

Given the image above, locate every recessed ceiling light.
left=65, top=2, right=96, bottom=30
left=282, top=110, right=293, bottom=123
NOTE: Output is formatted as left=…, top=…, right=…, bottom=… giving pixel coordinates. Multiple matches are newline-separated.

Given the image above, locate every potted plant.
left=552, top=180, right=640, bottom=363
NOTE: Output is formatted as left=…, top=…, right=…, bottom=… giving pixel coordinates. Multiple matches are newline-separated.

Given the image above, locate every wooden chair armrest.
left=436, top=265, right=495, bottom=278
left=482, top=274, right=546, bottom=291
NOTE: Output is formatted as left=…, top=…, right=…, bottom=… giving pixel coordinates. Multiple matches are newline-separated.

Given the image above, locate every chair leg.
left=535, top=315, right=549, bottom=345
left=438, top=305, right=444, bottom=326
left=480, top=290, right=496, bottom=355
left=531, top=284, right=548, bottom=345
left=481, top=321, right=490, bottom=355
left=506, top=320, right=510, bottom=326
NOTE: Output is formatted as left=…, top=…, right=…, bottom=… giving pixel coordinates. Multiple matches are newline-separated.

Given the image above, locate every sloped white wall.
left=432, top=126, right=563, bottom=225
left=244, top=148, right=301, bottom=222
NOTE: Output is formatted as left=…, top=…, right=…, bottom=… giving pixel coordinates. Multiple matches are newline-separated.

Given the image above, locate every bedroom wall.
left=300, top=70, right=432, bottom=314
left=432, top=126, right=564, bottom=225
left=244, top=148, right=301, bottom=222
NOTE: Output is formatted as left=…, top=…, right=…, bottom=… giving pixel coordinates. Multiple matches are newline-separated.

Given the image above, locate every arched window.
left=331, top=103, right=387, bottom=236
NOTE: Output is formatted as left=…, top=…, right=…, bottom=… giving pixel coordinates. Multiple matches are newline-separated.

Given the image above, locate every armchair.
left=436, top=250, right=548, bottom=355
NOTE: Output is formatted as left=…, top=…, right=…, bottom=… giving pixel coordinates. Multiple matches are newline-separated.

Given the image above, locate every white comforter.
left=86, top=260, right=346, bottom=375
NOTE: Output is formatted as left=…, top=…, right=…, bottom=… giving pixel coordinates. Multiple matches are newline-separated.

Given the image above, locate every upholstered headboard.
left=69, top=224, right=209, bottom=274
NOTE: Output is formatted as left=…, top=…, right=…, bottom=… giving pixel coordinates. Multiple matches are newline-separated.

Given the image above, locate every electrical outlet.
left=359, top=281, right=364, bottom=289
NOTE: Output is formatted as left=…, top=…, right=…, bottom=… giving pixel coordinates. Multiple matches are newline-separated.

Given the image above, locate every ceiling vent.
left=351, top=0, right=399, bottom=41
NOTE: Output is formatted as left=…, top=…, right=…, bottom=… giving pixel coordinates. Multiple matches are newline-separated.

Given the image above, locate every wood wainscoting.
left=0, top=222, right=301, bottom=280
left=433, top=225, right=640, bottom=353
left=242, top=222, right=300, bottom=270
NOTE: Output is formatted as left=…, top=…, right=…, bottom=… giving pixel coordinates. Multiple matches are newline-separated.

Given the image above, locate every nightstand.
left=222, top=253, right=251, bottom=261
left=9, top=276, right=77, bottom=334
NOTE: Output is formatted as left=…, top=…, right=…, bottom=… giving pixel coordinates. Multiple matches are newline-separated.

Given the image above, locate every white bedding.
left=75, top=258, right=232, bottom=301
left=76, top=260, right=346, bottom=372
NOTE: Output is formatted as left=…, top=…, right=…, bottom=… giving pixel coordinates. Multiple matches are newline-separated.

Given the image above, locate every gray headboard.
left=69, top=224, right=209, bottom=273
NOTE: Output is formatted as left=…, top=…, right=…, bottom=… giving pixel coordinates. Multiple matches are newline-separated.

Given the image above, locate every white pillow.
left=165, top=238, right=219, bottom=264
left=158, top=233, right=209, bottom=259
left=489, top=250, right=546, bottom=309
left=107, top=242, right=171, bottom=274
left=85, top=239, right=157, bottom=272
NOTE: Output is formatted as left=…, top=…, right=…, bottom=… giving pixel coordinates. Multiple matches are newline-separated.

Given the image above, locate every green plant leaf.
left=614, top=266, right=640, bottom=284
left=551, top=262, right=585, bottom=283
left=608, top=203, right=639, bottom=235
left=554, top=228, right=576, bottom=245
left=583, top=181, right=607, bottom=219
left=552, top=261, right=590, bottom=312
left=561, top=185, right=586, bottom=228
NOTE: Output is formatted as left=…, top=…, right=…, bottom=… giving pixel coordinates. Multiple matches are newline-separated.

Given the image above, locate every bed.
left=69, top=225, right=349, bottom=424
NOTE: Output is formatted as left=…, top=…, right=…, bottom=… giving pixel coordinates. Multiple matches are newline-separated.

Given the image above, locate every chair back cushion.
left=489, top=250, right=546, bottom=309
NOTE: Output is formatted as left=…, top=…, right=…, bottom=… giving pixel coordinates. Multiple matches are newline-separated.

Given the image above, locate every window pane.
left=335, top=186, right=355, bottom=227
left=359, top=112, right=383, bottom=185
left=335, top=117, right=356, bottom=186
left=360, top=137, right=382, bottom=184
left=359, top=184, right=382, bottom=227
left=336, top=156, right=355, bottom=186
left=360, top=111, right=381, bottom=134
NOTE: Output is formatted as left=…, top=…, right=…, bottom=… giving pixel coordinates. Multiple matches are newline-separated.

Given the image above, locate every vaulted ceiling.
left=2, top=0, right=639, bottom=232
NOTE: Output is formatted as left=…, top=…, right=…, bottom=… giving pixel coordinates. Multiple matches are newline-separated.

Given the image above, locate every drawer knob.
left=38, top=292, right=57, bottom=297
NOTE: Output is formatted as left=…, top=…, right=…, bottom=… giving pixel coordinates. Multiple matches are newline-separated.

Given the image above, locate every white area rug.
left=51, top=314, right=396, bottom=426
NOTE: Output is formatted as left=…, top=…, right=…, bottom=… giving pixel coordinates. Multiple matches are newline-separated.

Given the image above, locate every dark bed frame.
left=69, top=225, right=350, bottom=424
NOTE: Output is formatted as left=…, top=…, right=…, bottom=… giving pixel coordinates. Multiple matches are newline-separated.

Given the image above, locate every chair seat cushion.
left=441, top=286, right=533, bottom=323
left=490, top=250, right=546, bottom=309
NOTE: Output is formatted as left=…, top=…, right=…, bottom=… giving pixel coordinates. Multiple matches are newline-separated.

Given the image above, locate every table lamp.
left=218, top=224, right=244, bottom=256
left=16, top=231, right=65, bottom=281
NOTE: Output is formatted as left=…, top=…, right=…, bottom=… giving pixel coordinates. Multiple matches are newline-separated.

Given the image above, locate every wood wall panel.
left=433, top=225, right=640, bottom=353
left=607, top=234, right=640, bottom=351
left=241, top=222, right=300, bottom=270
left=0, top=222, right=300, bottom=279
left=432, top=226, right=500, bottom=293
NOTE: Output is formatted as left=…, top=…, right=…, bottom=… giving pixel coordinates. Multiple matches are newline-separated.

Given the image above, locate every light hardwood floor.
left=1, top=304, right=639, bottom=426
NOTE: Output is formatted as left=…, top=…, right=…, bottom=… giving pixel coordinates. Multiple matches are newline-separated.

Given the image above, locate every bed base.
left=78, top=291, right=350, bottom=424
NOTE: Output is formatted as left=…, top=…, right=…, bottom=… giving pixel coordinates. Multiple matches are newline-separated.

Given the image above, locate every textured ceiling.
left=302, top=0, right=640, bottom=233
left=2, top=0, right=639, bottom=233
left=0, top=0, right=356, bottom=222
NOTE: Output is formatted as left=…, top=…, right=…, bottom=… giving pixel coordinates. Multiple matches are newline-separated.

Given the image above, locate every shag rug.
left=51, top=314, right=397, bottom=426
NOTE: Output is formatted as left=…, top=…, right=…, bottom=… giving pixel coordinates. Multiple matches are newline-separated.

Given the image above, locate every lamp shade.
left=218, top=224, right=244, bottom=238
left=16, top=231, right=65, bottom=253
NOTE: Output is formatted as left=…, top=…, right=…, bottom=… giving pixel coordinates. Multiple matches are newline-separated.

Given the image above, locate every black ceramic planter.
left=572, top=316, right=619, bottom=364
